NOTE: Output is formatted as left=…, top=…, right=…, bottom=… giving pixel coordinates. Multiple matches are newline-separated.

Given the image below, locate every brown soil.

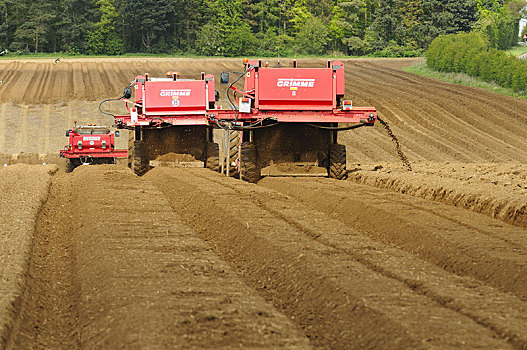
left=147, top=167, right=527, bottom=349
left=6, top=165, right=310, bottom=349
left=0, top=152, right=13, bottom=165
left=348, top=162, right=527, bottom=229
left=0, top=165, right=56, bottom=348
left=13, top=152, right=41, bottom=164
left=259, top=177, right=527, bottom=302
left=155, top=152, right=198, bottom=162
left=2, top=57, right=527, bottom=349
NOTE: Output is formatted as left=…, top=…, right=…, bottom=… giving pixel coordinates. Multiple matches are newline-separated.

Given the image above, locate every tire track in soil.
left=2, top=63, right=33, bottom=104
left=0, top=103, right=6, bottom=151
left=0, top=165, right=56, bottom=349
left=146, top=167, right=518, bottom=350
left=96, top=63, right=113, bottom=98
left=6, top=174, right=80, bottom=350
left=42, top=105, right=51, bottom=151
left=341, top=126, right=402, bottom=163
left=360, top=88, right=479, bottom=162
left=344, top=89, right=455, bottom=163
left=0, top=62, right=19, bottom=96
left=80, top=64, right=93, bottom=100
left=31, top=63, right=51, bottom=104
left=41, top=64, right=57, bottom=103
left=71, top=63, right=85, bottom=100
left=260, top=177, right=527, bottom=301
left=8, top=166, right=311, bottom=350
left=21, top=64, right=43, bottom=104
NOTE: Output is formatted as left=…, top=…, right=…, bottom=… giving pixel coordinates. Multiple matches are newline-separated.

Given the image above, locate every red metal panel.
left=333, top=61, right=345, bottom=96
left=205, top=74, right=216, bottom=105
left=208, top=107, right=377, bottom=124
left=114, top=114, right=208, bottom=127
left=257, top=68, right=334, bottom=110
left=60, top=150, right=127, bottom=159
left=69, top=134, right=114, bottom=154
left=143, top=80, right=207, bottom=115
left=244, top=69, right=256, bottom=94
left=134, top=76, right=144, bottom=104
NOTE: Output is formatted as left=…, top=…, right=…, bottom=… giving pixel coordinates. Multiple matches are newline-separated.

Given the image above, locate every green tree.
left=195, top=0, right=256, bottom=56
left=58, top=0, right=97, bottom=54
left=294, top=16, right=330, bottom=54
left=122, top=0, right=178, bottom=52
left=87, top=0, right=123, bottom=54
left=329, top=0, right=377, bottom=54
left=13, top=0, right=57, bottom=52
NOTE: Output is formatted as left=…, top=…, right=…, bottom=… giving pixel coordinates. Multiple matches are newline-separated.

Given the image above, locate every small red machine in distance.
left=207, top=59, right=378, bottom=182
left=112, top=71, right=220, bottom=175
left=60, top=122, right=127, bottom=172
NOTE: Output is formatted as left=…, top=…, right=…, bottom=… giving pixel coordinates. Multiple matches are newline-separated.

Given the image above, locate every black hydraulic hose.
left=99, top=84, right=133, bottom=118
left=306, top=123, right=370, bottom=131
left=99, top=98, right=122, bottom=118
left=208, top=114, right=279, bottom=131
left=226, top=66, right=250, bottom=120
left=229, top=122, right=279, bottom=130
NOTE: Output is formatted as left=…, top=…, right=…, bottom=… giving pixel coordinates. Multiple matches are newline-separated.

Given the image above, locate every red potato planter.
left=60, top=123, right=127, bottom=172
left=208, top=59, right=377, bottom=182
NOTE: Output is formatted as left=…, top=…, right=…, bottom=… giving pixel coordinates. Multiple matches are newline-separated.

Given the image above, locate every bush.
left=294, top=17, right=330, bottom=55
left=195, top=23, right=224, bottom=56
left=224, top=23, right=256, bottom=57
left=426, top=32, right=527, bottom=92
left=426, top=35, right=455, bottom=70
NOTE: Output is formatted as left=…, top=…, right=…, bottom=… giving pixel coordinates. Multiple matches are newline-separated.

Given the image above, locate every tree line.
left=426, top=1, right=527, bottom=92
left=427, top=32, right=527, bottom=91
left=0, top=0, right=524, bottom=56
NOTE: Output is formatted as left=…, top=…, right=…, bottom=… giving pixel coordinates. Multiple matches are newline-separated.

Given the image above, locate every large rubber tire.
left=128, top=130, right=149, bottom=176
left=205, top=142, right=220, bottom=172
left=66, top=159, right=76, bottom=173
left=228, top=130, right=239, bottom=176
left=328, top=144, right=347, bottom=180
left=132, top=140, right=149, bottom=176
left=127, top=129, right=134, bottom=169
left=239, top=142, right=260, bottom=183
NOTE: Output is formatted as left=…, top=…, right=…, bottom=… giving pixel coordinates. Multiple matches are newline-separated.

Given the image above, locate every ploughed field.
left=1, top=58, right=527, bottom=349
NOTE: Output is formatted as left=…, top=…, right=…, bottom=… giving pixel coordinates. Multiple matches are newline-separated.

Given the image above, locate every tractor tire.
left=128, top=129, right=149, bottom=176
left=66, top=159, right=76, bottom=173
left=239, top=142, right=260, bottom=183
left=228, top=130, right=240, bottom=176
left=130, top=140, right=149, bottom=176
left=205, top=142, right=220, bottom=172
left=328, top=144, right=347, bottom=180
left=127, top=130, right=134, bottom=169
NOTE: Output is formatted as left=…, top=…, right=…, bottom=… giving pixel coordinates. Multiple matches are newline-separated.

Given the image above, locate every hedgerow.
left=426, top=32, right=527, bottom=92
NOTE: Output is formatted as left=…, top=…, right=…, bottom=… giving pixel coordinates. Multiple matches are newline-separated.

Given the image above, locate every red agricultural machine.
left=109, top=59, right=377, bottom=181
left=60, top=123, right=127, bottom=172
left=209, top=59, right=377, bottom=182
left=112, top=72, right=220, bottom=175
